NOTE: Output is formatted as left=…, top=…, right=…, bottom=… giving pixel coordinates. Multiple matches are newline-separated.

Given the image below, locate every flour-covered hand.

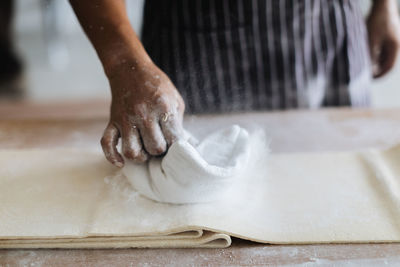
left=101, top=59, right=185, bottom=167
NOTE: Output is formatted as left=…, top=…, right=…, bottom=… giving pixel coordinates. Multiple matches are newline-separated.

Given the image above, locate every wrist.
left=102, top=48, right=152, bottom=79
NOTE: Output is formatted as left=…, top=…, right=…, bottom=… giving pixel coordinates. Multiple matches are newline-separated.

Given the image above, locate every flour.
left=3, top=138, right=400, bottom=248
left=122, top=125, right=267, bottom=204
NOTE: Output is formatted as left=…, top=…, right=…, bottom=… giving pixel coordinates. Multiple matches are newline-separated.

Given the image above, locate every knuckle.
left=123, top=149, right=137, bottom=160
left=159, top=104, right=170, bottom=113
left=122, top=143, right=139, bottom=159
left=142, top=119, right=154, bottom=130
left=149, top=144, right=167, bottom=156
left=133, top=104, right=147, bottom=117
left=122, top=142, right=145, bottom=162
left=157, top=98, right=170, bottom=110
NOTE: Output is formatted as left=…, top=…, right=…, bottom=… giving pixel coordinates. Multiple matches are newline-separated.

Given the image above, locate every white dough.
left=122, top=125, right=254, bottom=204
left=1, top=140, right=400, bottom=248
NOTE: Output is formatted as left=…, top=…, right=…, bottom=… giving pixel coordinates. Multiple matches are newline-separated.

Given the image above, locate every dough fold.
left=123, top=125, right=251, bottom=204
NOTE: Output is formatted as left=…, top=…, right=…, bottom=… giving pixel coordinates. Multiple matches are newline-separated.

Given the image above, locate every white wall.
left=13, top=0, right=144, bottom=102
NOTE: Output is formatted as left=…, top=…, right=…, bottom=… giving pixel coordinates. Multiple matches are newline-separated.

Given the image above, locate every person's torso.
left=141, top=0, right=371, bottom=114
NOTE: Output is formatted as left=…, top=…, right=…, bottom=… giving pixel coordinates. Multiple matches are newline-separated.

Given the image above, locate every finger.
left=160, top=114, right=184, bottom=146
left=121, top=125, right=149, bottom=163
left=374, top=40, right=399, bottom=78
left=139, top=120, right=167, bottom=156
left=100, top=124, right=124, bottom=168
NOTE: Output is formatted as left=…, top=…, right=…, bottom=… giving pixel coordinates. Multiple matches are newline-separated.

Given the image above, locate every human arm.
left=69, top=0, right=185, bottom=167
left=367, top=0, right=400, bottom=78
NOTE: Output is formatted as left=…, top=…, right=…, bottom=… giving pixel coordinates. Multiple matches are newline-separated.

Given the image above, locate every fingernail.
left=115, top=162, right=124, bottom=168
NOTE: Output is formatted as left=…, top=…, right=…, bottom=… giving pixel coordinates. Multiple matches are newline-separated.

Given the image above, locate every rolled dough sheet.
left=0, top=144, right=400, bottom=248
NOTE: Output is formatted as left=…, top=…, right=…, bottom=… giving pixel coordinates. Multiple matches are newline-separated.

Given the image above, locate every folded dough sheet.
left=1, top=142, right=400, bottom=248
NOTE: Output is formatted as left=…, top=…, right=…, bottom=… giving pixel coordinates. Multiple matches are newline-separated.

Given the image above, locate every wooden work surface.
left=1, top=101, right=400, bottom=266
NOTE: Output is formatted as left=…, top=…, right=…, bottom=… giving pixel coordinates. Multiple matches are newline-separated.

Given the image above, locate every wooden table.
left=1, top=101, right=400, bottom=266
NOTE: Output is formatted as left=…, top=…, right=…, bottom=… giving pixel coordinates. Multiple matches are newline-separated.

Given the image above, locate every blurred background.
left=5, top=0, right=400, bottom=107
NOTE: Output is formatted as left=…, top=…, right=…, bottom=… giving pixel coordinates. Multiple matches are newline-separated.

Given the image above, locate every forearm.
left=69, top=0, right=150, bottom=76
left=70, top=0, right=184, bottom=166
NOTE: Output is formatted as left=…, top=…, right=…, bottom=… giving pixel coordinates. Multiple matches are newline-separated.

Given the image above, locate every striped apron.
left=141, top=0, right=371, bottom=114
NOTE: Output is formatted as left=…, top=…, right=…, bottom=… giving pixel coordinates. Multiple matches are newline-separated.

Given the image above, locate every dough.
left=0, top=133, right=400, bottom=248
left=122, top=125, right=253, bottom=204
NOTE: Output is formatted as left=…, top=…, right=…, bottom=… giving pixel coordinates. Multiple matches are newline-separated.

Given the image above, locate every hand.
left=367, top=0, right=400, bottom=78
left=101, top=59, right=185, bottom=167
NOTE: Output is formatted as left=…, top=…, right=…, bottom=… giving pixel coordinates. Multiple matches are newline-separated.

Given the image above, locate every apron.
left=141, top=0, right=371, bottom=113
